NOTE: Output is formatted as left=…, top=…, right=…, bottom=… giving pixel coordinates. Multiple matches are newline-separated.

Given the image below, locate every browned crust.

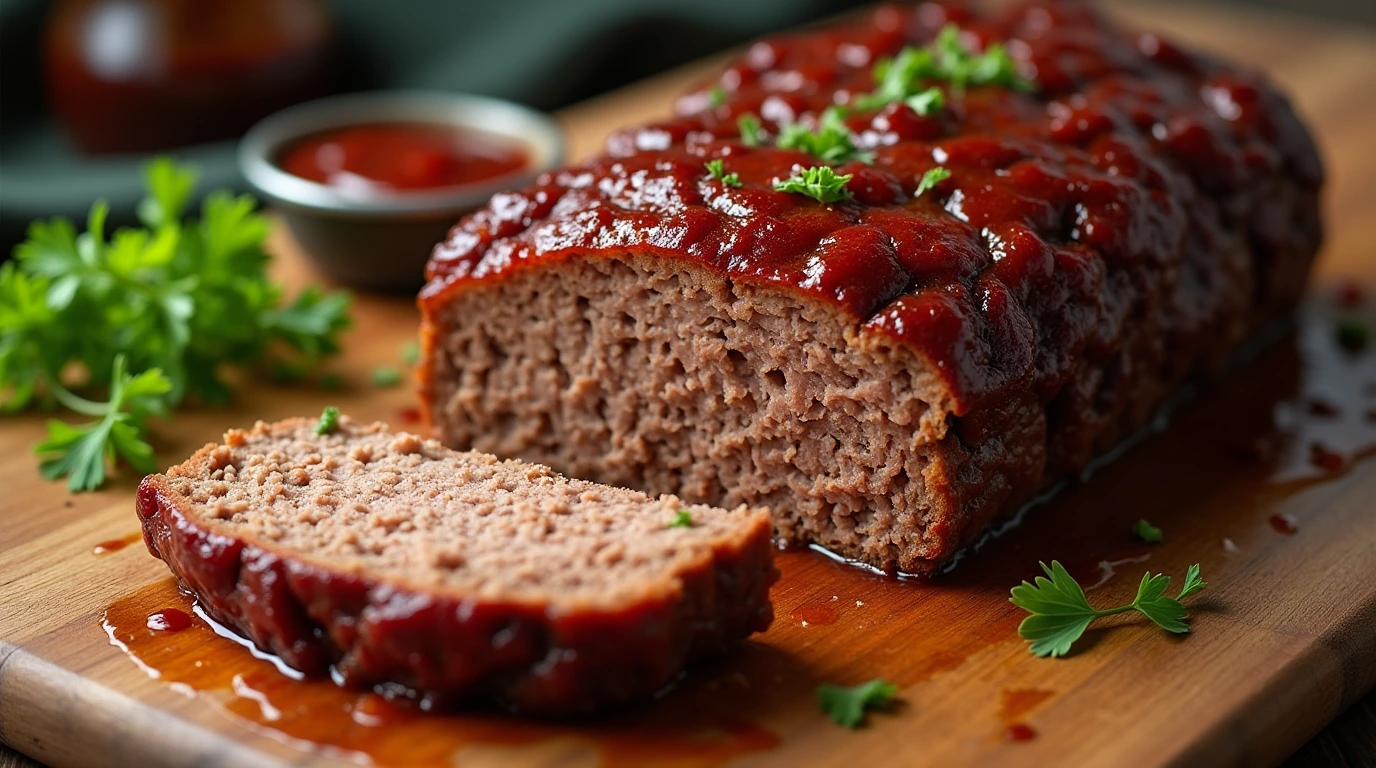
left=135, top=443, right=777, bottom=714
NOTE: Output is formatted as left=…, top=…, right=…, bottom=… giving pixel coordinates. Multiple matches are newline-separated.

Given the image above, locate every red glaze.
left=147, top=609, right=192, bottom=632
left=278, top=124, right=529, bottom=194
left=1004, top=723, right=1038, bottom=741
left=1268, top=514, right=1298, bottom=535
left=422, top=0, right=1321, bottom=416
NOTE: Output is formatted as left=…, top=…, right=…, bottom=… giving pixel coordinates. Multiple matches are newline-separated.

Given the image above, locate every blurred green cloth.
left=0, top=0, right=861, bottom=247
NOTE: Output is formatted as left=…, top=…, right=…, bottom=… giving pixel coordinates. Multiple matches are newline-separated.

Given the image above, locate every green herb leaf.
left=904, top=87, right=945, bottom=117
left=4, top=158, right=353, bottom=488
left=774, top=166, right=854, bottom=204
left=1132, top=519, right=1164, bottom=543
left=315, top=406, right=341, bottom=435
left=851, top=24, right=1033, bottom=111
left=33, top=356, right=170, bottom=492
left=371, top=366, right=403, bottom=388
left=776, top=109, right=870, bottom=164
left=737, top=114, right=765, bottom=147
left=400, top=340, right=420, bottom=366
left=915, top=167, right=952, bottom=197
left=816, top=679, right=898, bottom=728
left=704, top=159, right=743, bottom=188
left=708, top=85, right=728, bottom=108
left=1010, top=561, right=1208, bottom=657
left=669, top=508, right=694, bottom=528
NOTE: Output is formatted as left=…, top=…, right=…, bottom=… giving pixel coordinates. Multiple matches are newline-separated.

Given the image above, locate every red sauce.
left=1268, top=514, right=1299, bottom=535
left=92, top=532, right=143, bottom=555
left=103, top=579, right=782, bottom=767
left=1004, top=723, right=1038, bottom=741
left=1309, top=443, right=1346, bottom=473
left=147, top=609, right=192, bottom=632
left=397, top=406, right=423, bottom=425
left=1338, top=282, right=1364, bottom=308
left=277, top=123, right=529, bottom=194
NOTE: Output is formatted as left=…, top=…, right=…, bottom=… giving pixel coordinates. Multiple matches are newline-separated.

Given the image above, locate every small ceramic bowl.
left=239, top=91, right=564, bottom=292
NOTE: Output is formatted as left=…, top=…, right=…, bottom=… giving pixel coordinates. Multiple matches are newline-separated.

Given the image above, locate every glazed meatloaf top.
left=421, top=0, right=1321, bottom=416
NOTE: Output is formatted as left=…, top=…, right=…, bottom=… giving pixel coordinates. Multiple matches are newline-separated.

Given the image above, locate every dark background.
left=0, top=0, right=1372, bottom=246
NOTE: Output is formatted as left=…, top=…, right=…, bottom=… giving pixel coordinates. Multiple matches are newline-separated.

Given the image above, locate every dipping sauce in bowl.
left=239, top=91, right=563, bottom=292
left=276, top=124, right=530, bottom=194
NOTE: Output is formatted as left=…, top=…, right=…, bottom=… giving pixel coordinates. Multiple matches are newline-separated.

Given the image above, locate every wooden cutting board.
left=2, top=2, right=1375, bottom=766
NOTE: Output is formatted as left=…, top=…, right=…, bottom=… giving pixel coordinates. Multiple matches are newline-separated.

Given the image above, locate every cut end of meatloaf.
left=422, top=254, right=971, bottom=575
left=136, top=416, right=776, bottom=713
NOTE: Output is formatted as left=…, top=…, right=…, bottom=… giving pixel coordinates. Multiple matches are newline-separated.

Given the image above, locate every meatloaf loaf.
left=418, top=1, right=1322, bottom=575
left=136, top=416, right=776, bottom=713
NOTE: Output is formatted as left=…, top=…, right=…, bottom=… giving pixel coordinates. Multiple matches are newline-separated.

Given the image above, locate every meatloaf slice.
left=418, top=0, right=1322, bottom=575
left=136, top=416, right=776, bottom=714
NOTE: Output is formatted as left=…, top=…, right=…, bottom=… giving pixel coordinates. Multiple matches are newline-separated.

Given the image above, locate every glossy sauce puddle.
left=98, top=298, right=1376, bottom=766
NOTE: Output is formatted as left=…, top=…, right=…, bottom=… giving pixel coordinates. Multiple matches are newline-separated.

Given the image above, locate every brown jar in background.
left=44, top=0, right=332, bottom=154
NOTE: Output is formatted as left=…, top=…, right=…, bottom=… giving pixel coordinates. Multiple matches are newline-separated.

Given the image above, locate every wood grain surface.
left=2, top=2, right=1375, bottom=767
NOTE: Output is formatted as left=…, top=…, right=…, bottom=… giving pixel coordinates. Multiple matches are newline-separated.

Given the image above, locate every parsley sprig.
left=34, top=356, right=170, bottom=491
left=669, top=508, right=694, bottom=528
left=704, top=159, right=742, bottom=188
left=852, top=24, right=1032, bottom=111
left=1132, top=519, right=1164, bottom=543
left=737, top=115, right=765, bottom=146
left=776, top=108, right=871, bottom=164
left=817, top=679, right=898, bottom=728
left=3, top=158, right=352, bottom=490
left=774, top=166, right=854, bottom=204
left=915, top=167, right=952, bottom=197
left=1010, top=561, right=1207, bottom=657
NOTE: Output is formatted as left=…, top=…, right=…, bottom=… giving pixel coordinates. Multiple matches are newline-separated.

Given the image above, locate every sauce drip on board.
left=97, top=296, right=1376, bottom=766
left=277, top=124, right=530, bottom=195
left=91, top=532, right=142, bottom=555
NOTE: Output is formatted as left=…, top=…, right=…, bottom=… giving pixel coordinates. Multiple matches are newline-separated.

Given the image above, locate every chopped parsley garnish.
left=1132, top=519, right=1164, bottom=543
left=737, top=114, right=765, bottom=146
left=371, top=366, right=403, bottom=388
left=314, top=406, right=341, bottom=435
left=1010, top=561, right=1207, bottom=658
left=851, top=24, right=1033, bottom=111
left=708, top=85, right=728, bottom=108
left=774, top=166, right=854, bottom=204
left=704, top=159, right=742, bottom=187
left=1336, top=318, right=1369, bottom=353
left=3, top=157, right=351, bottom=490
left=904, top=86, right=946, bottom=116
left=776, top=108, right=871, bottom=164
left=816, top=679, right=898, bottom=728
left=669, top=508, right=694, bottom=528
left=400, top=340, right=420, bottom=366
left=915, top=166, right=952, bottom=197
left=34, top=356, right=170, bottom=492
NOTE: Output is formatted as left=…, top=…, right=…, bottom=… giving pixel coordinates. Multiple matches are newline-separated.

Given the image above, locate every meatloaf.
left=136, top=416, right=776, bottom=713
left=418, top=1, right=1322, bottom=575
